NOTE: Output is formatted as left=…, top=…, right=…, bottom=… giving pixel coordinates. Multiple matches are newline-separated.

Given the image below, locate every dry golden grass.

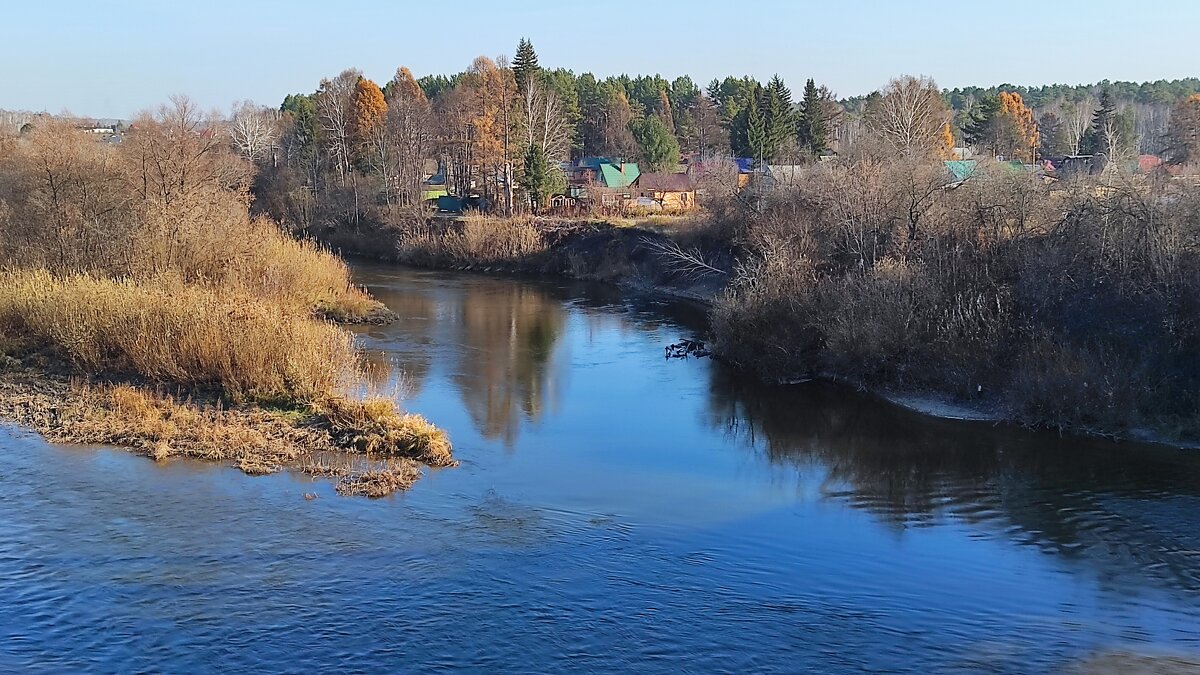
left=396, top=216, right=548, bottom=267
left=333, top=465, right=423, bottom=497
left=313, top=395, right=456, bottom=467
left=0, top=270, right=356, bottom=403
left=0, top=376, right=452, bottom=497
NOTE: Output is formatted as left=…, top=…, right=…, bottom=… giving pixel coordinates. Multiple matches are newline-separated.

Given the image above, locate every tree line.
left=191, top=40, right=1200, bottom=225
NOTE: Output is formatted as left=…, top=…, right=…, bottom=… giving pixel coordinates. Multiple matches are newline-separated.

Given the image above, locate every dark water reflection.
left=1, top=262, right=1198, bottom=673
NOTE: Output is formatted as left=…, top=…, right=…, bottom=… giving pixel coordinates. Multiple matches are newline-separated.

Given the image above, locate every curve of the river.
left=1, top=262, right=1198, bottom=672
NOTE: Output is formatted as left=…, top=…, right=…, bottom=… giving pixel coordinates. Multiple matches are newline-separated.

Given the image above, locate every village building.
left=634, top=172, right=698, bottom=211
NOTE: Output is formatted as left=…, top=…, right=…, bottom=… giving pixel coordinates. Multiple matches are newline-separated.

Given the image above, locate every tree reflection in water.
left=452, top=285, right=566, bottom=446
left=705, top=364, right=1200, bottom=595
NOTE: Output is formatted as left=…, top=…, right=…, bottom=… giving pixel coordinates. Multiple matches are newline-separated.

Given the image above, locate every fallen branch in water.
left=665, top=339, right=712, bottom=359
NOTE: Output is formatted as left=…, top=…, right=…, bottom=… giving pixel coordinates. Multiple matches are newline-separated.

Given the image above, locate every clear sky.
left=3, top=0, right=1197, bottom=119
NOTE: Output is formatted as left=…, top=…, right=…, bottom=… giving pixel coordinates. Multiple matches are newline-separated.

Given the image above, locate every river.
left=1, top=262, right=1198, bottom=672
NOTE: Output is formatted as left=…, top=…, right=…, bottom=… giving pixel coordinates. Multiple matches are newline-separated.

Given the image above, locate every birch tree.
left=316, top=69, right=361, bottom=188
left=866, top=75, right=950, bottom=157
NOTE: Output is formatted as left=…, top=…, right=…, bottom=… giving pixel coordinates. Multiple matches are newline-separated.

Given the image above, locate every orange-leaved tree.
left=997, top=91, right=1038, bottom=162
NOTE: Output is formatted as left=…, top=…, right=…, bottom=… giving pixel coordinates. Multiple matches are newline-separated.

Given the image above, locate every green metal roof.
left=944, top=160, right=977, bottom=182
left=599, top=162, right=640, bottom=188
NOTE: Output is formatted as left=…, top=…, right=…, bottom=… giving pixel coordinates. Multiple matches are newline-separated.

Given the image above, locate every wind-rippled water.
left=2, top=263, right=1198, bottom=673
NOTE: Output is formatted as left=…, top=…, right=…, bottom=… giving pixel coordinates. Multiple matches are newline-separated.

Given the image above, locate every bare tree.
left=519, top=77, right=571, bottom=164
left=228, top=100, right=280, bottom=164
left=383, top=67, right=433, bottom=208
left=866, top=75, right=950, bottom=157
left=1059, top=97, right=1095, bottom=155
left=316, top=69, right=361, bottom=188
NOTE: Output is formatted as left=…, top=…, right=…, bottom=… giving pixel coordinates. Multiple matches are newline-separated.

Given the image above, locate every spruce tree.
left=763, top=75, right=793, bottom=161
left=1080, top=90, right=1115, bottom=155
left=513, top=38, right=540, bottom=92
left=797, top=79, right=829, bottom=156
left=744, top=88, right=767, bottom=165
left=520, top=143, right=552, bottom=212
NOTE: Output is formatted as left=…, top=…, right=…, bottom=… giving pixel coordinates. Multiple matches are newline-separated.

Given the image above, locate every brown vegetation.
left=0, top=99, right=452, bottom=494
left=712, top=160, right=1200, bottom=440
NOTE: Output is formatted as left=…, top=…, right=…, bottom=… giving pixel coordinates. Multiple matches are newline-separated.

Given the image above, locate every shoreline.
left=0, top=369, right=456, bottom=497
left=317, top=218, right=1198, bottom=451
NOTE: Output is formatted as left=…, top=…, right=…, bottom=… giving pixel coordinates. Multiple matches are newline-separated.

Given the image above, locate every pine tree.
left=745, top=88, right=767, bottom=164
left=963, top=94, right=1000, bottom=152
left=797, top=79, right=829, bottom=156
left=513, top=38, right=540, bottom=93
left=632, top=116, right=680, bottom=171
left=763, top=75, right=793, bottom=161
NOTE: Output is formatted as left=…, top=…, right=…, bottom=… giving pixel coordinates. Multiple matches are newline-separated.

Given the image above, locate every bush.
left=712, top=157, right=1200, bottom=440
left=0, top=270, right=356, bottom=403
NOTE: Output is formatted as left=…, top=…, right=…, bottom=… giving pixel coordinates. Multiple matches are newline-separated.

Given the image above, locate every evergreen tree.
left=745, top=89, right=767, bottom=164
left=797, top=78, right=830, bottom=156
left=1080, top=90, right=1116, bottom=155
left=631, top=116, right=680, bottom=171
left=763, top=74, right=793, bottom=160
left=963, top=94, right=1001, bottom=152
left=512, top=38, right=540, bottom=92
left=1038, top=111, right=1068, bottom=157
left=520, top=143, right=555, bottom=212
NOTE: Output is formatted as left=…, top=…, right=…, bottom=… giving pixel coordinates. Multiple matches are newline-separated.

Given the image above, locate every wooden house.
left=634, top=172, right=698, bottom=211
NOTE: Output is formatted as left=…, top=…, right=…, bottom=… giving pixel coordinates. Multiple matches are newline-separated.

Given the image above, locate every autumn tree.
left=965, top=91, right=1038, bottom=161
left=1165, top=94, right=1200, bottom=165
left=352, top=78, right=387, bottom=144
left=656, top=88, right=676, bottom=135
left=865, top=75, right=950, bottom=157
left=351, top=77, right=389, bottom=186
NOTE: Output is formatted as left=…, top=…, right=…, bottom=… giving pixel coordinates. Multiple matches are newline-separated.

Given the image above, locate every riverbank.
left=0, top=368, right=455, bottom=496
left=312, top=214, right=731, bottom=305
left=315, top=215, right=1199, bottom=450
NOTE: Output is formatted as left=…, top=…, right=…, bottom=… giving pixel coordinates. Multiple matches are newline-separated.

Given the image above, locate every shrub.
left=0, top=270, right=356, bottom=403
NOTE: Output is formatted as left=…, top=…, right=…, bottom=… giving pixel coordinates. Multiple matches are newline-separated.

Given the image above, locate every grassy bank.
left=0, top=103, right=451, bottom=495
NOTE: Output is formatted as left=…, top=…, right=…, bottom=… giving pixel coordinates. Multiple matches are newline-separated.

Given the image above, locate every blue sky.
left=3, top=0, right=1197, bottom=118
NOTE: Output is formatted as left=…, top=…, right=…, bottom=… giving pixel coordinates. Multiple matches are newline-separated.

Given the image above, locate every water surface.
left=2, top=263, right=1198, bottom=672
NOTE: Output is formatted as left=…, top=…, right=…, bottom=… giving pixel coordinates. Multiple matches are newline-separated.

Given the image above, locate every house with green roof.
left=598, top=162, right=640, bottom=188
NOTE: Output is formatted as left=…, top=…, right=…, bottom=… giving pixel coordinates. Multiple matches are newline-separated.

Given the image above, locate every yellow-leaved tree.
left=997, top=91, right=1039, bottom=162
